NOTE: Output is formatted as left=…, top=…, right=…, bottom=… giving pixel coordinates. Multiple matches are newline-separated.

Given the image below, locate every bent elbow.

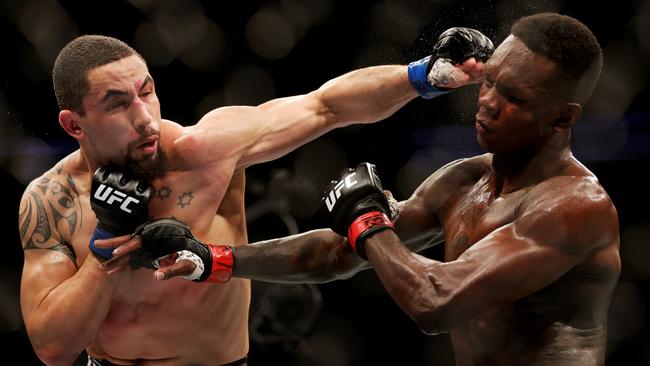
left=412, top=311, right=448, bottom=335
left=33, top=343, right=79, bottom=366
left=29, top=328, right=83, bottom=366
left=413, top=309, right=449, bottom=335
left=410, top=299, right=454, bottom=335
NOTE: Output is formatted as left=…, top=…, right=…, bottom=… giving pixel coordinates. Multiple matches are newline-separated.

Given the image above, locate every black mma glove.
left=319, top=163, right=394, bottom=259
left=432, top=27, right=494, bottom=64
left=88, top=166, right=153, bottom=260
left=408, top=27, right=494, bottom=98
left=130, top=218, right=234, bottom=283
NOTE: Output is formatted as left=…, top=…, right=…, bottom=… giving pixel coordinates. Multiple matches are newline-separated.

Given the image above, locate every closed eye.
left=506, top=94, right=526, bottom=104
left=107, top=99, right=130, bottom=111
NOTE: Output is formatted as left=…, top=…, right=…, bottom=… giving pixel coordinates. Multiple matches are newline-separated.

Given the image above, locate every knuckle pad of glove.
left=137, top=218, right=192, bottom=257
left=464, top=28, right=494, bottom=62
left=136, top=218, right=211, bottom=268
left=432, top=31, right=465, bottom=65
left=90, top=166, right=154, bottom=234
left=431, top=27, right=494, bottom=65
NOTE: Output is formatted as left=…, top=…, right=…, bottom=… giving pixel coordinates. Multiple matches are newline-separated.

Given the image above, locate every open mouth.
left=136, top=136, right=158, bottom=153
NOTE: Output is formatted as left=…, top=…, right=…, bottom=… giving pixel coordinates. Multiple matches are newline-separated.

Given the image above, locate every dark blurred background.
left=1, top=0, right=649, bottom=364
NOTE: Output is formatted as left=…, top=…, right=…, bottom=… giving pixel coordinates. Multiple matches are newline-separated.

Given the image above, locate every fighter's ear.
left=552, top=102, right=582, bottom=131
left=59, top=110, right=84, bottom=139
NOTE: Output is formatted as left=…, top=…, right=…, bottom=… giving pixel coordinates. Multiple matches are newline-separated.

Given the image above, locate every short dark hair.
left=52, top=35, right=144, bottom=114
left=511, top=13, right=602, bottom=105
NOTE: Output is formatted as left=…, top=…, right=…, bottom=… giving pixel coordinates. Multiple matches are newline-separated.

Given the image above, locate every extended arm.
left=96, top=159, right=461, bottom=283
left=188, top=65, right=417, bottom=169
left=97, top=192, right=443, bottom=283
left=232, top=229, right=360, bottom=283
left=231, top=189, right=445, bottom=283
left=19, top=179, right=122, bottom=366
left=206, top=162, right=448, bottom=283
left=181, top=27, right=492, bottom=169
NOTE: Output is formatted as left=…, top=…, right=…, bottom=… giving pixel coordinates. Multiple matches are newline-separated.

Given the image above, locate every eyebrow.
left=99, top=75, right=153, bottom=104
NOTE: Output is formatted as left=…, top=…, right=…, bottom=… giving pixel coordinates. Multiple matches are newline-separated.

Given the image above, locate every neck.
left=491, top=132, right=572, bottom=195
left=78, top=144, right=104, bottom=177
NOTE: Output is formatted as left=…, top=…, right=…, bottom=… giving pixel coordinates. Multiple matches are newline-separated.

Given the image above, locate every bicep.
left=19, top=190, right=78, bottom=321
left=21, top=251, right=78, bottom=317
left=193, top=94, right=331, bottom=169
left=442, top=225, right=579, bottom=314
left=240, top=93, right=333, bottom=167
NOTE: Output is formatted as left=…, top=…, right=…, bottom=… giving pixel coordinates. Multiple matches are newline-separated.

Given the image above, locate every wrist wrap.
left=348, top=211, right=394, bottom=260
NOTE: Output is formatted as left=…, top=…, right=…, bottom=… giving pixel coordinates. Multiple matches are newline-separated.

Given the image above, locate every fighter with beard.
left=17, top=29, right=491, bottom=366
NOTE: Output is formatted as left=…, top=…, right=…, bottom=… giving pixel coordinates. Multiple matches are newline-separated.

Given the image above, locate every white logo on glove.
left=325, top=172, right=357, bottom=212
left=93, top=183, right=141, bottom=213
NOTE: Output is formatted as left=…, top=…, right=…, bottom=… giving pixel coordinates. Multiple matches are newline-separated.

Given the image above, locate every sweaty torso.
left=437, top=155, right=619, bottom=366
left=54, top=122, right=251, bottom=365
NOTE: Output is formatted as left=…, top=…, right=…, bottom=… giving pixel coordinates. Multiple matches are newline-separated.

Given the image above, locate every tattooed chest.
left=150, top=184, right=195, bottom=211
left=147, top=179, right=225, bottom=224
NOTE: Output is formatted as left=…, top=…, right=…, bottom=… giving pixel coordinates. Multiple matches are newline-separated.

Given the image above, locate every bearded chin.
left=122, top=144, right=167, bottom=181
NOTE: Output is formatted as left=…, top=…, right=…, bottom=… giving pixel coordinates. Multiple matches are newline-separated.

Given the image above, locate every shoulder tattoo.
left=19, top=172, right=81, bottom=265
left=49, top=180, right=79, bottom=234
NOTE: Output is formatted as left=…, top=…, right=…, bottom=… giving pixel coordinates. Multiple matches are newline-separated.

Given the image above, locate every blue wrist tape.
left=89, top=226, right=116, bottom=260
left=407, top=56, right=450, bottom=99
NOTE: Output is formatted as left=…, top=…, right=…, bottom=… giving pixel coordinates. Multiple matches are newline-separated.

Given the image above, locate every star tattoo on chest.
left=157, top=185, right=172, bottom=200
left=177, top=191, right=194, bottom=208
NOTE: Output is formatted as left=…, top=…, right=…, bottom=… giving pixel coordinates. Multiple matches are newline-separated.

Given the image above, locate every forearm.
left=314, top=25, right=495, bottom=125
left=227, top=65, right=419, bottom=168
left=315, top=65, right=417, bottom=127
left=233, top=229, right=369, bottom=283
left=27, top=255, right=120, bottom=365
left=364, top=230, right=450, bottom=334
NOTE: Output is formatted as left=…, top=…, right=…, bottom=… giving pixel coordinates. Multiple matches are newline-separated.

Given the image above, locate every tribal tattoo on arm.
left=19, top=171, right=82, bottom=265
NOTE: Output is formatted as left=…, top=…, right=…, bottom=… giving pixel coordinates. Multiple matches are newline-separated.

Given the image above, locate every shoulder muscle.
left=518, top=176, right=618, bottom=255
left=408, top=155, right=489, bottom=212
left=19, top=167, right=82, bottom=265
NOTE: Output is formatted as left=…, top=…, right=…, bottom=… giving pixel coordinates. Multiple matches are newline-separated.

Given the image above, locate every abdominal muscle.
left=88, top=271, right=251, bottom=365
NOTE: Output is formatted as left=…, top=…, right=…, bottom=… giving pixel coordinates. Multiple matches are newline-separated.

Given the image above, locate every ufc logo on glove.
left=93, top=183, right=141, bottom=213
left=324, top=173, right=358, bottom=212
